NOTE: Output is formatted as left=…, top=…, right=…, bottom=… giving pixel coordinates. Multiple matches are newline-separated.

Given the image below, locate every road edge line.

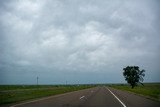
left=107, top=88, right=126, bottom=107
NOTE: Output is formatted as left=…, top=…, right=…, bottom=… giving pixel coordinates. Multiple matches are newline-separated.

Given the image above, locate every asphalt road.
left=9, top=87, right=160, bottom=107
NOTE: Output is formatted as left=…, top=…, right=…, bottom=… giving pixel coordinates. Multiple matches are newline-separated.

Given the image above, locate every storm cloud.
left=0, top=0, right=160, bottom=84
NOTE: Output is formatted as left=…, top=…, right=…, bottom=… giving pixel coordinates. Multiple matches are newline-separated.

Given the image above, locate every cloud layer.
left=0, top=0, right=160, bottom=84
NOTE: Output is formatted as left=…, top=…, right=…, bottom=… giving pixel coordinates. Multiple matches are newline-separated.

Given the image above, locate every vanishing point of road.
left=9, top=87, right=160, bottom=107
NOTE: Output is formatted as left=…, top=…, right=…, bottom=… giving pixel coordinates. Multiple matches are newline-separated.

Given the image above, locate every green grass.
left=109, top=83, right=160, bottom=102
left=0, top=85, right=95, bottom=105
left=0, top=85, right=57, bottom=91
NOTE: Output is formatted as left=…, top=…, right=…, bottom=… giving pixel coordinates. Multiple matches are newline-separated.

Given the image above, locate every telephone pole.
left=37, top=76, right=39, bottom=85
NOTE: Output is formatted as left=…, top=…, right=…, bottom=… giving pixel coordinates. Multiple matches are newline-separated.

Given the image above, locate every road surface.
left=9, top=87, right=160, bottom=107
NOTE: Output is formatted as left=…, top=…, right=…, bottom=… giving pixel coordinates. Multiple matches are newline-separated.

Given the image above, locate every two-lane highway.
left=10, top=87, right=160, bottom=107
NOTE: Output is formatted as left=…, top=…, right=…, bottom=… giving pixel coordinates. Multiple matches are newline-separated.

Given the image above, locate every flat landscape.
left=0, top=83, right=160, bottom=107
left=1, top=0, right=160, bottom=107
left=109, top=83, right=160, bottom=102
left=0, top=85, right=94, bottom=105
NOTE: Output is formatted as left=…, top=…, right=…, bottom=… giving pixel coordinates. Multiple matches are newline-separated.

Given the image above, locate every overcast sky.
left=0, top=0, right=160, bottom=85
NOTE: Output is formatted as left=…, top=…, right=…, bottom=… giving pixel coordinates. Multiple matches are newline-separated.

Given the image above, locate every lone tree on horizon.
left=123, top=66, right=145, bottom=89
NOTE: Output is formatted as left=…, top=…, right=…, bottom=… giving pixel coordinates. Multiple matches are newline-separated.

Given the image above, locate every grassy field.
left=109, top=83, right=160, bottom=102
left=0, top=85, right=95, bottom=105
left=1, top=83, right=159, bottom=105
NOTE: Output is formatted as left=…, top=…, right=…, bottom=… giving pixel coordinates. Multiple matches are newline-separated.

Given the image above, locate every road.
left=10, top=87, right=160, bottom=107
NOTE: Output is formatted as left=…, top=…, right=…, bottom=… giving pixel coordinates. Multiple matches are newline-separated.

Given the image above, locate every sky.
left=0, top=0, right=160, bottom=85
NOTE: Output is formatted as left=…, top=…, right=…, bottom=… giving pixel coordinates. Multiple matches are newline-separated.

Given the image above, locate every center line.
left=79, top=96, right=85, bottom=100
left=107, top=88, right=126, bottom=107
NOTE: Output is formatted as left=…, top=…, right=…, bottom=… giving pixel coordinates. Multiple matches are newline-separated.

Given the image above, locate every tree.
left=123, top=66, right=145, bottom=88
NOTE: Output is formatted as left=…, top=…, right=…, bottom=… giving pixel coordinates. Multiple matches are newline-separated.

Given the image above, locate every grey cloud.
left=0, top=0, right=160, bottom=84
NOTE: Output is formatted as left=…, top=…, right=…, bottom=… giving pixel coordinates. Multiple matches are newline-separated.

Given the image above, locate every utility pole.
left=37, top=76, right=39, bottom=85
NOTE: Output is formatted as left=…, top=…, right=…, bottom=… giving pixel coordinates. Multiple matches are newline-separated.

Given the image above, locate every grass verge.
left=0, top=85, right=95, bottom=105
left=109, top=83, right=160, bottom=102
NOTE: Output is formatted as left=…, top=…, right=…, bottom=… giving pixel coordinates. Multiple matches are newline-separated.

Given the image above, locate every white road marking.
left=79, top=96, right=85, bottom=100
left=107, top=88, right=126, bottom=107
